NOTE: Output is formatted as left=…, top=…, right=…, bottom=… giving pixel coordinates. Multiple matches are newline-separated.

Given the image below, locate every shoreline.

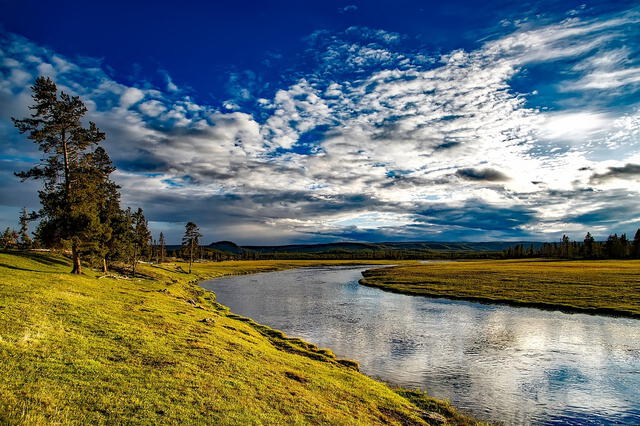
left=359, top=277, right=640, bottom=319
left=358, top=259, right=640, bottom=320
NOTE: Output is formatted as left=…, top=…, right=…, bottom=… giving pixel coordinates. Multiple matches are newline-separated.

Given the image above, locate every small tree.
left=633, top=229, right=640, bottom=259
left=182, top=222, right=202, bottom=274
left=158, top=232, right=167, bottom=263
left=103, top=207, right=134, bottom=273
left=18, top=207, right=33, bottom=249
left=1, top=228, right=19, bottom=249
left=131, top=208, right=151, bottom=277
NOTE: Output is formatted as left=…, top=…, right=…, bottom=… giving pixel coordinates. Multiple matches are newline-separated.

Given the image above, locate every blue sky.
left=1, top=0, right=639, bottom=244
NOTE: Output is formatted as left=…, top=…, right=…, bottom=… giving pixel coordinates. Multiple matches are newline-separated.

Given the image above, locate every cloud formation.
left=1, top=5, right=640, bottom=244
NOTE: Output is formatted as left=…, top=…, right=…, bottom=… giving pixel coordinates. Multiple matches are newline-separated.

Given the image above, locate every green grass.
left=360, top=259, right=640, bottom=317
left=0, top=251, right=478, bottom=425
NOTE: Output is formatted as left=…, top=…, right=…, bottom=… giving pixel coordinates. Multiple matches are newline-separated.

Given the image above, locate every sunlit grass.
left=0, top=251, right=478, bottom=425
left=360, top=259, right=640, bottom=317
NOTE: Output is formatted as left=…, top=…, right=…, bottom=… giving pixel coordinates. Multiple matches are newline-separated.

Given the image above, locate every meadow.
left=360, top=259, right=640, bottom=317
left=0, top=251, right=477, bottom=425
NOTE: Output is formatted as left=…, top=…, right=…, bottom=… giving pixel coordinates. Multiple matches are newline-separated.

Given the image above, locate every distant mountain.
left=208, top=241, right=243, bottom=254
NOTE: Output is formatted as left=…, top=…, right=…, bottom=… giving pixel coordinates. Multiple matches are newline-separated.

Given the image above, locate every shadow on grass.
left=19, top=251, right=70, bottom=267
left=0, top=263, right=43, bottom=272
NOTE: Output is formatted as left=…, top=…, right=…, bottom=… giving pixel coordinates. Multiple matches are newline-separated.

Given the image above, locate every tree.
left=131, top=208, right=151, bottom=277
left=18, top=207, right=33, bottom=249
left=182, top=222, right=202, bottom=274
left=1, top=228, right=19, bottom=249
left=620, top=233, right=630, bottom=258
left=632, top=229, right=640, bottom=259
left=101, top=207, right=134, bottom=273
left=158, top=232, right=167, bottom=263
left=583, top=232, right=595, bottom=258
left=604, top=234, right=621, bottom=258
left=560, top=234, right=571, bottom=258
left=13, top=77, right=107, bottom=274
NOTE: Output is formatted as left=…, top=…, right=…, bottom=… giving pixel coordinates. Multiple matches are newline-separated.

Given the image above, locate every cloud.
left=538, top=111, right=611, bottom=142
left=590, top=163, right=640, bottom=183
left=455, top=168, right=510, bottom=182
left=1, top=6, right=640, bottom=244
left=339, top=5, right=358, bottom=13
left=119, top=87, right=145, bottom=108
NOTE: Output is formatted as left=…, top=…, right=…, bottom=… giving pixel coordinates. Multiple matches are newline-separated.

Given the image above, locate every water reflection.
left=201, top=265, right=640, bottom=424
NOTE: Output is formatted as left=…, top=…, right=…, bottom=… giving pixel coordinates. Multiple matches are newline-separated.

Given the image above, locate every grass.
left=0, top=251, right=479, bottom=425
left=360, top=259, right=640, bottom=317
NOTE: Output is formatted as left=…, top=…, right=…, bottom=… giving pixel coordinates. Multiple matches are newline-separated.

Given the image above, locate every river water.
left=201, top=265, right=640, bottom=424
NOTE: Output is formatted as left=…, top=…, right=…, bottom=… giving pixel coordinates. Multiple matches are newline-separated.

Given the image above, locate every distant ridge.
left=242, top=241, right=543, bottom=253
left=214, top=241, right=544, bottom=255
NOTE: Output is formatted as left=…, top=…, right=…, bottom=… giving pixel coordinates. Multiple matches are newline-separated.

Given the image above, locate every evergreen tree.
left=131, top=208, right=151, bottom=277
left=182, top=222, right=202, bottom=274
left=158, top=232, right=167, bottom=263
left=632, top=229, right=640, bottom=259
left=103, top=207, right=134, bottom=273
left=620, top=233, right=630, bottom=258
left=18, top=207, right=33, bottom=249
left=1, top=228, right=19, bottom=249
left=604, top=234, right=620, bottom=258
left=13, top=77, right=107, bottom=273
left=560, top=235, right=571, bottom=258
left=583, top=232, right=595, bottom=258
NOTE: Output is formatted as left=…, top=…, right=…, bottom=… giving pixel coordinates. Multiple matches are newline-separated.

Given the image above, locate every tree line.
left=503, top=231, right=640, bottom=259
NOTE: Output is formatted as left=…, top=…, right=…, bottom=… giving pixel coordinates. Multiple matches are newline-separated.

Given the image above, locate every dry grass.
left=360, top=259, right=640, bottom=317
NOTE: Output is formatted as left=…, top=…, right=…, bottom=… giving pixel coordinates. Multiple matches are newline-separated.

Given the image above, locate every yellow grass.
left=0, top=251, right=478, bottom=425
left=360, top=259, right=640, bottom=317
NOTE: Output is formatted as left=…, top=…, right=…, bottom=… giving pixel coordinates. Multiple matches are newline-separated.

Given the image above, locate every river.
left=201, top=265, right=640, bottom=424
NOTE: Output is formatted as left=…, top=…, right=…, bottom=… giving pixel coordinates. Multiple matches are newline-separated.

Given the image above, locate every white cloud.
left=538, top=111, right=611, bottom=142
left=119, top=87, right=145, bottom=108
left=1, top=8, right=640, bottom=242
left=138, top=99, right=167, bottom=117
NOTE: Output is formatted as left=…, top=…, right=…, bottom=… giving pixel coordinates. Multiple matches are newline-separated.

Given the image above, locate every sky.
left=1, top=0, right=639, bottom=244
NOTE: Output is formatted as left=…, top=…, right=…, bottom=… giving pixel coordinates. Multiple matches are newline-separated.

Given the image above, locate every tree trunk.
left=102, top=257, right=108, bottom=274
left=62, top=134, right=70, bottom=197
left=132, top=246, right=137, bottom=277
left=71, top=243, right=82, bottom=274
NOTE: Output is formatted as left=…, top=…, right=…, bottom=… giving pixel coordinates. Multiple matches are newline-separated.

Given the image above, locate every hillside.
left=0, top=251, right=477, bottom=425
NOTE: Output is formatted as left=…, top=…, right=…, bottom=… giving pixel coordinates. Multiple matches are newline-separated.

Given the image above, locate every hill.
left=0, top=251, right=476, bottom=424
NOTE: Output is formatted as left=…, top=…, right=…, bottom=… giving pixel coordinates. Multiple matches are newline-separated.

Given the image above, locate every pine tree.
left=583, top=232, right=595, bottom=258
left=620, top=233, right=629, bottom=258
left=560, top=235, right=571, bottom=258
left=131, top=208, right=151, bottom=277
left=13, top=77, right=106, bottom=273
left=632, top=229, right=640, bottom=259
left=103, top=207, right=134, bottom=273
left=158, top=232, right=167, bottom=263
left=182, top=222, right=202, bottom=274
left=18, top=207, right=33, bottom=249
left=1, top=228, right=19, bottom=249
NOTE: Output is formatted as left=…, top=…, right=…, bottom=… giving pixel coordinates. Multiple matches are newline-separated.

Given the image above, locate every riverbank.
left=360, top=259, right=640, bottom=318
left=0, top=251, right=478, bottom=424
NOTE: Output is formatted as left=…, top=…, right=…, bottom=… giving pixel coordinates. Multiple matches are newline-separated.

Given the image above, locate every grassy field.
left=0, top=251, right=477, bottom=425
left=360, top=259, right=640, bottom=317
